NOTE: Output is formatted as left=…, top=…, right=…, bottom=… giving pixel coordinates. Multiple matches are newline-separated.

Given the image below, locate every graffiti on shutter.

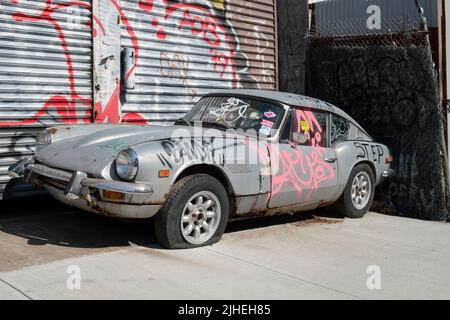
left=0, top=0, right=94, bottom=197
left=0, top=0, right=277, bottom=197
left=118, top=0, right=278, bottom=125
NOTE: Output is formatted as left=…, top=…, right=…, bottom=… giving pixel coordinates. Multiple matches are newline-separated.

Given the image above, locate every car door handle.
left=325, top=157, right=337, bottom=163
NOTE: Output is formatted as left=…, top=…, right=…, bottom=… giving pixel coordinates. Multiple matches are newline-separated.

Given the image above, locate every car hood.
left=35, top=125, right=185, bottom=175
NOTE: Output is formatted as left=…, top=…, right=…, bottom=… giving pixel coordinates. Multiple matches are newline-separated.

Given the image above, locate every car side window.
left=292, top=107, right=328, bottom=147
left=331, top=115, right=350, bottom=146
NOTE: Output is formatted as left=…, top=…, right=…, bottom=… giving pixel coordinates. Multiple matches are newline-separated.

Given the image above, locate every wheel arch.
left=336, top=160, right=377, bottom=201
left=174, top=164, right=235, bottom=197
left=354, top=160, right=377, bottom=181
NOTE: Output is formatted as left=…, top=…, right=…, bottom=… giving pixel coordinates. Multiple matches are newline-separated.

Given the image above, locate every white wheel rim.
left=351, top=172, right=371, bottom=210
left=180, top=191, right=221, bottom=245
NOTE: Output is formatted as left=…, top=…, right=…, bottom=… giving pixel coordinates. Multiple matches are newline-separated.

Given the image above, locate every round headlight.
left=36, top=131, right=52, bottom=151
left=115, top=149, right=139, bottom=181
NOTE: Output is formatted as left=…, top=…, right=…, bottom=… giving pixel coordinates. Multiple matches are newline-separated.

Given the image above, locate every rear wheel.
left=154, top=174, right=229, bottom=249
left=336, top=164, right=375, bottom=218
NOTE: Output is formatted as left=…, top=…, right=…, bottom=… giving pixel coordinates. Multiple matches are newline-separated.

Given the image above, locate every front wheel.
left=336, top=164, right=375, bottom=218
left=154, top=174, right=230, bottom=249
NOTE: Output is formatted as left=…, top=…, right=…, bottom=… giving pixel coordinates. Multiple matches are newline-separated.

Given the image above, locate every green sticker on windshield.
left=249, top=112, right=260, bottom=120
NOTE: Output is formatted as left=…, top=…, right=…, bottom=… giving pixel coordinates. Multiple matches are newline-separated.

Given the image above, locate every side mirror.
left=292, top=132, right=308, bottom=145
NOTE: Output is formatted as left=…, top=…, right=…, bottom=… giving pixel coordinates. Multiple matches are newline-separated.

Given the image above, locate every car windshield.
left=183, top=96, right=285, bottom=137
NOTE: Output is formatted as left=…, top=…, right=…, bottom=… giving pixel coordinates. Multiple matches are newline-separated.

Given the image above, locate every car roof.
left=205, top=89, right=356, bottom=123
left=205, top=89, right=372, bottom=137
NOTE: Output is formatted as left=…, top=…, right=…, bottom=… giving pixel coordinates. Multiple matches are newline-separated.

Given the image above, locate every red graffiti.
left=1, top=0, right=240, bottom=127
left=178, top=10, right=221, bottom=46
left=138, top=0, right=154, bottom=12
left=93, top=84, right=147, bottom=125
left=151, top=18, right=159, bottom=27
left=122, top=113, right=148, bottom=125
left=0, top=0, right=98, bottom=127
left=157, top=28, right=167, bottom=40
left=164, top=3, right=237, bottom=85
left=93, top=84, right=121, bottom=124
left=211, top=49, right=230, bottom=78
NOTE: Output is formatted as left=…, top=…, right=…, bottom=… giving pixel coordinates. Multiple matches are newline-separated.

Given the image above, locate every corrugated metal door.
left=119, top=0, right=278, bottom=125
left=0, top=0, right=93, bottom=198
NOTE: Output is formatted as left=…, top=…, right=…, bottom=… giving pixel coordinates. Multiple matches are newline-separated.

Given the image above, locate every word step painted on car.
left=9, top=90, right=395, bottom=249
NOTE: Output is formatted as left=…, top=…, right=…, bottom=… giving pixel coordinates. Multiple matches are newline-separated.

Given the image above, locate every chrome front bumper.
left=8, top=157, right=161, bottom=218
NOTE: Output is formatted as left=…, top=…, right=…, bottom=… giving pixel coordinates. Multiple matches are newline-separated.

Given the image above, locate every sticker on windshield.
left=264, top=111, right=277, bottom=118
left=259, top=126, right=272, bottom=136
left=261, top=119, right=274, bottom=128
left=249, top=112, right=260, bottom=120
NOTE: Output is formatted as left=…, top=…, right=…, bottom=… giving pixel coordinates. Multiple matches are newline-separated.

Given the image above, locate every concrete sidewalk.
left=0, top=210, right=449, bottom=300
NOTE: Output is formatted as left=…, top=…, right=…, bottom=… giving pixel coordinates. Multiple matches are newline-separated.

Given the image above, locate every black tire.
left=336, top=164, right=375, bottom=219
left=154, top=174, right=230, bottom=249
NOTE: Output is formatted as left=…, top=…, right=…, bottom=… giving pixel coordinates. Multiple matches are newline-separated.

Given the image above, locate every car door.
left=268, top=107, right=339, bottom=208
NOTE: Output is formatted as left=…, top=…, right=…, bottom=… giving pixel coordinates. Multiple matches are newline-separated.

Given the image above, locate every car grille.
left=40, top=176, right=69, bottom=191
left=32, top=162, right=73, bottom=191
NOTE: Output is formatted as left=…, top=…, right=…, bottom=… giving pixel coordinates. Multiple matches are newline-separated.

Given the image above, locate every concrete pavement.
left=0, top=197, right=449, bottom=299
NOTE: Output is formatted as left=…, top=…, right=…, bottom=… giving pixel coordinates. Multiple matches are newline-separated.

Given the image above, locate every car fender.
left=132, top=137, right=267, bottom=202
left=334, top=141, right=390, bottom=197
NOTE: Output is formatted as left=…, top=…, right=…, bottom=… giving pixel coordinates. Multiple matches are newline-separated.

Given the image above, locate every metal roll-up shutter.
left=0, top=0, right=93, bottom=198
left=119, top=0, right=278, bottom=126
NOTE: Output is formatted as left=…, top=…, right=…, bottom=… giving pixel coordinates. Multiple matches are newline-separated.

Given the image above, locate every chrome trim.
left=382, top=169, right=395, bottom=178
left=269, top=103, right=291, bottom=143
left=65, top=171, right=88, bottom=200
left=81, top=178, right=152, bottom=194
left=25, top=163, right=152, bottom=195
left=8, top=156, right=34, bottom=178
left=27, top=163, right=72, bottom=182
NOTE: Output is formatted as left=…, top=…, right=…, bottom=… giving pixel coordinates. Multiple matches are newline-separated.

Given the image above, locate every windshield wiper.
left=201, top=122, right=234, bottom=131
left=174, top=118, right=192, bottom=126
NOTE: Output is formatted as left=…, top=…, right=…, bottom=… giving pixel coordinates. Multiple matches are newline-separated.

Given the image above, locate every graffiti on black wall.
left=308, top=47, right=449, bottom=221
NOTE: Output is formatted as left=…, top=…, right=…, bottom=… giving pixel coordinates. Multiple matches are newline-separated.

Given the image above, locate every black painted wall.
left=277, top=0, right=309, bottom=94
left=307, top=46, right=449, bottom=221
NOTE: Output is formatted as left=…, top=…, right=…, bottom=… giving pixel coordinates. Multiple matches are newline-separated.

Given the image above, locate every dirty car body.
left=9, top=90, right=394, bottom=248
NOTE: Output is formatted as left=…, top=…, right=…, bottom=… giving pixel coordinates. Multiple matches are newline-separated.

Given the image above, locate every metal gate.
left=0, top=0, right=94, bottom=198
left=0, top=0, right=278, bottom=198
left=119, top=0, right=278, bottom=125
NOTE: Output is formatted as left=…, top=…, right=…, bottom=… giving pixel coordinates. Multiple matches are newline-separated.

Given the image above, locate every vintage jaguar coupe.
left=9, top=90, right=394, bottom=248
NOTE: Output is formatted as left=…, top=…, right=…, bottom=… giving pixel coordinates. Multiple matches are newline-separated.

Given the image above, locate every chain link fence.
left=309, top=14, right=430, bottom=48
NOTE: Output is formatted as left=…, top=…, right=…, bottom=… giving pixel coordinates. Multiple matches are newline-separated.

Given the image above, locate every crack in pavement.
left=0, top=274, right=41, bottom=300
left=205, top=247, right=365, bottom=300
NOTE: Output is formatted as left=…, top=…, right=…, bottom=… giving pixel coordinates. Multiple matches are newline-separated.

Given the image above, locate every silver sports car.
left=9, top=90, right=394, bottom=249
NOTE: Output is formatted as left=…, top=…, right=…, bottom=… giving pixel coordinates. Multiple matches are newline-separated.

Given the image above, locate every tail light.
left=386, top=154, right=393, bottom=164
